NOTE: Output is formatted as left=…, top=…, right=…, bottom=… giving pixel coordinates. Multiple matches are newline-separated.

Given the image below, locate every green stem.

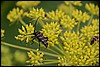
left=42, top=59, right=58, bottom=62
left=69, top=4, right=72, bottom=18
left=34, top=40, right=62, bottom=57
left=77, top=21, right=80, bottom=36
left=57, top=42, right=65, bottom=52
left=42, top=51, right=61, bottom=57
left=19, top=17, right=27, bottom=26
left=1, top=41, right=60, bottom=57
left=1, top=41, right=32, bottom=51
left=39, top=20, right=45, bottom=27
left=33, top=40, right=62, bottom=57
left=40, top=61, right=58, bottom=66
left=88, top=14, right=93, bottom=26
left=53, top=45, right=65, bottom=56
left=47, top=48, right=61, bottom=56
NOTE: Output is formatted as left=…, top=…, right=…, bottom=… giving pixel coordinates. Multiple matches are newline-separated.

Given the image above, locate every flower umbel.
left=41, top=22, right=62, bottom=46
left=7, top=8, right=24, bottom=23
left=91, top=19, right=99, bottom=28
left=85, top=3, right=99, bottom=16
left=46, top=9, right=67, bottom=22
left=72, top=9, right=90, bottom=23
left=80, top=19, right=99, bottom=42
left=59, top=30, right=99, bottom=66
left=26, top=49, right=44, bottom=66
left=16, top=1, right=40, bottom=10
left=58, top=3, right=75, bottom=15
left=25, top=8, right=46, bottom=20
left=60, top=15, right=78, bottom=30
left=64, top=1, right=82, bottom=6
left=15, top=23, right=34, bottom=43
left=58, top=56, right=68, bottom=66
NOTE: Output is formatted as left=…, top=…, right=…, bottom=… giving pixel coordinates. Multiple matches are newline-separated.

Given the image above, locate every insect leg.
left=30, top=36, right=37, bottom=45
left=39, top=40, right=41, bottom=50
left=45, top=37, right=48, bottom=41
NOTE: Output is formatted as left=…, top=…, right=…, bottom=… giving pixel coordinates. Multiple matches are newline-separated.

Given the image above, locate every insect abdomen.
left=90, top=36, right=99, bottom=45
left=35, top=31, right=48, bottom=48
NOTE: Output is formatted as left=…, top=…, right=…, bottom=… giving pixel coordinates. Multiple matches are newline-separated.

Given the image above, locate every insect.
left=90, top=36, right=99, bottom=45
left=31, top=16, right=48, bottom=50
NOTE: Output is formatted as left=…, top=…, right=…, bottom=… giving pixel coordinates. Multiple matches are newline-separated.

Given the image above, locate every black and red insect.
left=31, top=17, right=48, bottom=50
left=90, top=36, right=99, bottom=45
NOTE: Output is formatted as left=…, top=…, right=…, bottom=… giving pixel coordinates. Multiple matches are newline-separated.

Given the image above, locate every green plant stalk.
left=53, top=45, right=66, bottom=56
left=77, top=21, right=80, bottom=36
left=34, top=40, right=62, bottom=57
left=47, top=48, right=61, bottom=56
left=1, top=41, right=61, bottom=57
left=39, top=20, right=45, bottom=26
left=19, top=17, right=27, bottom=26
left=40, top=61, right=58, bottom=66
left=69, top=4, right=72, bottom=18
left=39, top=42, right=63, bottom=57
left=57, top=42, right=65, bottom=52
left=88, top=14, right=93, bottom=26
left=42, top=59, right=58, bottom=62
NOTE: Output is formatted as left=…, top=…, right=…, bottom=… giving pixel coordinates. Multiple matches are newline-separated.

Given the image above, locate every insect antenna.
left=33, top=16, right=41, bottom=31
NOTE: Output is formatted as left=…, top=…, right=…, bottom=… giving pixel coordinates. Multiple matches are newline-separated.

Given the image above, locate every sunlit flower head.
left=72, top=9, right=90, bottom=23
left=25, top=8, right=46, bottom=20
left=15, top=23, right=34, bottom=43
left=81, top=19, right=99, bottom=41
left=60, top=15, right=78, bottom=30
left=58, top=56, right=68, bottom=66
left=58, top=3, right=75, bottom=15
left=85, top=3, right=99, bottom=16
left=46, top=9, right=67, bottom=22
left=64, top=1, right=82, bottom=6
left=91, top=19, right=99, bottom=28
left=26, top=49, right=44, bottom=66
left=59, top=30, right=99, bottom=66
left=7, top=8, right=24, bottom=23
left=16, top=1, right=40, bottom=10
left=41, top=22, right=62, bottom=46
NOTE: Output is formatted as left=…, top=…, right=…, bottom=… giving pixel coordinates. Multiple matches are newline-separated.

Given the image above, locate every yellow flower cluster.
left=60, top=15, right=77, bottom=30
left=60, top=31, right=79, bottom=49
left=91, top=19, right=99, bottom=28
left=1, top=29, right=5, bottom=38
left=46, top=9, right=67, bottom=22
left=72, top=9, right=90, bottom=23
left=25, top=8, right=46, bottom=20
left=85, top=3, right=99, bottom=16
left=58, top=56, right=68, bottom=66
left=41, top=22, right=62, bottom=46
left=7, top=8, right=24, bottom=23
left=58, top=3, right=75, bottom=15
left=16, top=1, right=40, bottom=10
left=81, top=19, right=99, bottom=42
left=26, top=49, right=44, bottom=66
left=64, top=1, right=82, bottom=6
left=59, top=30, right=99, bottom=66
left=15, top=23, right=34, bottom=43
